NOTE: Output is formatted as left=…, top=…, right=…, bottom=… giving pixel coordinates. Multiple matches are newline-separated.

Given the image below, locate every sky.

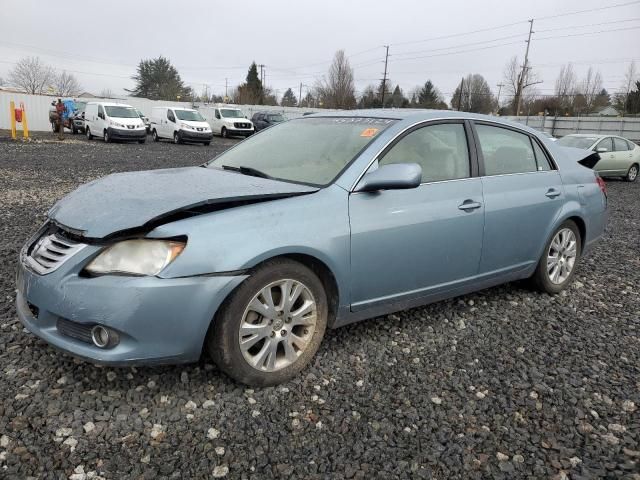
left=1, top=0, right=639, bottom=104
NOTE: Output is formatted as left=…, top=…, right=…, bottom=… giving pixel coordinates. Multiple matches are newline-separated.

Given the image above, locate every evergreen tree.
left=281, top=88, right=297, bottom=106
left=128, top=56, right=192, bottom=100
left=237, top=62, right=264, bottom=104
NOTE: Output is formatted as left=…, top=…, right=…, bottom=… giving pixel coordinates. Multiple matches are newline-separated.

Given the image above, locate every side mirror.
left=596, top=147, right=608, bottom=153
left=355, top=163, right=422, bottom=192
left=98, top=112, right=104, bottom=120
left=81, top=112, right=85, bottom=119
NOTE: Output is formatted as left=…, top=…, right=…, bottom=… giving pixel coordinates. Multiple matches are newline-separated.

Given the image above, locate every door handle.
left=545, top=188, right=561, bottom=199
left=458, top=200, right=482, bottom=211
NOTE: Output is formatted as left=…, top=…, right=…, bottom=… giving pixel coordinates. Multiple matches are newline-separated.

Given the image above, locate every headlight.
left=85, top=239, right=186, bottom=276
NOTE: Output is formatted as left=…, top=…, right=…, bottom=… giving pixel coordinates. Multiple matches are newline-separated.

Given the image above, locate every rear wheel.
left=208, top=259, right=328, bottom=386
left=86, top=127, right=93, bottom=140
left=625, top=164, right=638, bottom=182
left=531, top=220, right=581, bottom=294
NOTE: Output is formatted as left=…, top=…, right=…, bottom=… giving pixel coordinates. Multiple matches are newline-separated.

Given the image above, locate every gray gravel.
left=1, top=133, right=639, bottom=479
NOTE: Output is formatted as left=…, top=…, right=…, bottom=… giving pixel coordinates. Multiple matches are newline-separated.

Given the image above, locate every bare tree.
left=53, top=71, right=82, bottom=97
left=554, top=63, right=577, bottom=112
left=503, top=56, right=541, bottom=114
left=100, top=88, right=115, bottom=98
left=621, top=61, right=638, bottom=115
left=8, top=56, right=55, bottom=94
left=578, top=67, right=603, bottom=113
left=316, top=50, right=356, bottom=109
left=452, top=74, right=496, bottom=114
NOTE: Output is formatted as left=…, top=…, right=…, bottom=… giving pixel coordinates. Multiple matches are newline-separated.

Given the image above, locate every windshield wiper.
left=222, top=165, right=271, bottom=179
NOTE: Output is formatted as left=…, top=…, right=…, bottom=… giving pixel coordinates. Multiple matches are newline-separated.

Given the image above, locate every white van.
left=210, top=106, right=254, bottom=138
left=84, top=102, right=147, bottom=143
left=151, top=107, right=213, bottom=145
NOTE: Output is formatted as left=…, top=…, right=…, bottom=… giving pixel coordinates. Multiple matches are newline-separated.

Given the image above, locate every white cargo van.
left=84, top=102, right=147, bottom=143
left=151, top=107, right=213, bottom=145
left=210, top=106, right=254, bottom=138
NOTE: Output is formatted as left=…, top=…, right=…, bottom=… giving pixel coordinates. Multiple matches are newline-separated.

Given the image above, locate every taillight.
left=596, top=175, right=607, bottom=197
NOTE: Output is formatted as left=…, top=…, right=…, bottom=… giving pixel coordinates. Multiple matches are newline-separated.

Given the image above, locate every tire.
left=138, top=139, right=146, bottom=144
left=71, top=124, right=77, bottom=135
left=203, top=141, right=210, bottom=146
left=221, top=127, right=228, bottom=138
left=531, top=220, right=582, bottom=294
left=152, top=129, right=159, bottom=142
left=103, top=130, right=111, bottom=143
left=173, top=132, right=181, bottom=144
left=86, top=127, right=93, bottom=140
left=625, top=163, right=638, bottom=182
left=207, top=259, right=328, bottom=386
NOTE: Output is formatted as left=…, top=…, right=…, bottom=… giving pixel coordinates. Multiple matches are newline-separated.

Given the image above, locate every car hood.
left=48, top=166, right=318, bottom=239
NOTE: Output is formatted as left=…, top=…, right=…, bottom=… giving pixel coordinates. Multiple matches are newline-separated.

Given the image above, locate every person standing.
left=55, top=99, right=65, bottom=140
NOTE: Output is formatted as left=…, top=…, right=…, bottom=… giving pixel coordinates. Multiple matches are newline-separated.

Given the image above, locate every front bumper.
left=226, top=128, right=253, bottom=137
left=107, top=127, right=146, bottom=141
left=179, top=129, right=214, bottom=142
left=16, top=247, right=247, bottom=365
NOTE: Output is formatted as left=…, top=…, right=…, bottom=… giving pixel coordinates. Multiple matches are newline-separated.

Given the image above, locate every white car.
left=557, top=134, right=639, bottom=182
left=84, top=102, right=147, bottom=143
left=151, top=107, right=213, bottom=145
left=210, top=107, right=254, bottom=138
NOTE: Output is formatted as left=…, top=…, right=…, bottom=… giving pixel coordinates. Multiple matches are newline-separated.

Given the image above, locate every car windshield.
left=74, top=101, right=87, bottom=112
left=135, top=109, right=145, bottom=117
left=221, top=109, right=244, bottom=118
left=268, top=114, right=285, bottom=122
left=105, top=106, right=139, bottom=118
left=557, top=136, right=598, bottom=149
left=176, top=110, right=205, bottom=121
left=208, top=117, right=397, bottom=186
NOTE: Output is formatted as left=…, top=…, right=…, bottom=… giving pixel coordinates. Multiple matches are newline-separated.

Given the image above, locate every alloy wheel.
left=547, top=228, right=577, bottom=284
left=238, top=279, right=317, bottom=372
left=628, top=165, right=638, bottom=182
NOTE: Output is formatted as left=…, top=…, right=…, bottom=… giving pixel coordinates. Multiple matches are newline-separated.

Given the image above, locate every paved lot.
left=0, top=133, right=638, bottom=479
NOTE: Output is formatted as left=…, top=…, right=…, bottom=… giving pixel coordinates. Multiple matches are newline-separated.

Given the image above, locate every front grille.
left=127, top=125, right=134, bottom=129
left=56, top=317, right=93, bottom=344
left=234, top=122, right=250, bottom=129
left=25, top=232, right=87, bottom=275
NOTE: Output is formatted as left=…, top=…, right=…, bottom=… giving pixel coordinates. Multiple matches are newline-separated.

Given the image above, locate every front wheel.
left=86, top=127, right=93, bottom=140
left=531, top=220, right=581, bottom=294
left=203, top=141, right=210, bottom=146
left=103, top=130, right=111, bottom=143
left=221, top=127, right=228, bottom=138
left=208, top=259, right=328, bottom=386
left=625, top=164, right=638, bottom=182
left=138, top=138, right=146, bottom=144
left=173, top=132, right=181, bottom=144
left=152, top=129, right=159, bottom=142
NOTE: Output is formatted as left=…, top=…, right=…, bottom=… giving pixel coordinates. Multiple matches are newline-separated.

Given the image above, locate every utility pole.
left=299, top=82, right=303, bottom=107
left=258, top=64, right=265, bottom=85
left=380, top=45, right=390, bottom=108
left=515, top=19, right=534, bottom=116
left=224, top=78, right=228, bottom=101
left=456, top=77, right=465, bottom=111
left=496, top=83, right=504, bottom=113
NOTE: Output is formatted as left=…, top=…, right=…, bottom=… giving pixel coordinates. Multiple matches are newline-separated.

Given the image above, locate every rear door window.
left=531, top=140, right=553, bottom=171
left=475, top=124, right=537, bottom=175
left=613, top=137, right=630, bottom=151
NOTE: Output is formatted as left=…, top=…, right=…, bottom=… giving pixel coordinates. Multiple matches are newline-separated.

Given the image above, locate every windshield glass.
left=221, top=109, right=244, bottom=118
left=74, top=101, right=87, bottom=112
left=557, top=136, right=598, bottom=149
left=135, top=109, right=145, bottom=118
left=268, top=114, right=285, bottom=122
left=208, top=117, right=396, bottom=186
left=176, top=110, right=205, bottom=121
left=105, top=106, right=139, bottom=118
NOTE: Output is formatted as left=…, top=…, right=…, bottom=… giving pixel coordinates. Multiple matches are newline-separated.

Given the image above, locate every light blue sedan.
left=16, top=110, right=608, bottom=385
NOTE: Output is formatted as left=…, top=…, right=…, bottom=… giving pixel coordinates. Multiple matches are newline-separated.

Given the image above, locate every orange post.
left=20, top=102, right=29, bottom=138
left=10, top=101, right=16, bottom=139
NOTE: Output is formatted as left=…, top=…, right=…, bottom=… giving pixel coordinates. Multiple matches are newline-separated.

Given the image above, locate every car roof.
left=563, top=133, right=606, bottom=138
left=88, top=102, right=133, bottom=107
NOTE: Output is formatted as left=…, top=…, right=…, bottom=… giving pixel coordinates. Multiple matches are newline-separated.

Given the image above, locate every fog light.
left=91, top=325, right=111, bottom=348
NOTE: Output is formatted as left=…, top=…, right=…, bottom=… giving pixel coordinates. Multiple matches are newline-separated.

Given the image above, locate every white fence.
left=506, top=115, right=640, bottom=142
left=1, top=91, right=638, bottom=142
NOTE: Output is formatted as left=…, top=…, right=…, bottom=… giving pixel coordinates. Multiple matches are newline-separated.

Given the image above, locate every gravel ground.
left=0, top=133, right=638, bottom=479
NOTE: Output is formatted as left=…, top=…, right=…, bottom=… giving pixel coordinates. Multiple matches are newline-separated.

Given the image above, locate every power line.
left=535, top=25, right=640, bottom=41
left=535, top=17, right=640, bottom=33
left=535, top=0, right=640, bottom=21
